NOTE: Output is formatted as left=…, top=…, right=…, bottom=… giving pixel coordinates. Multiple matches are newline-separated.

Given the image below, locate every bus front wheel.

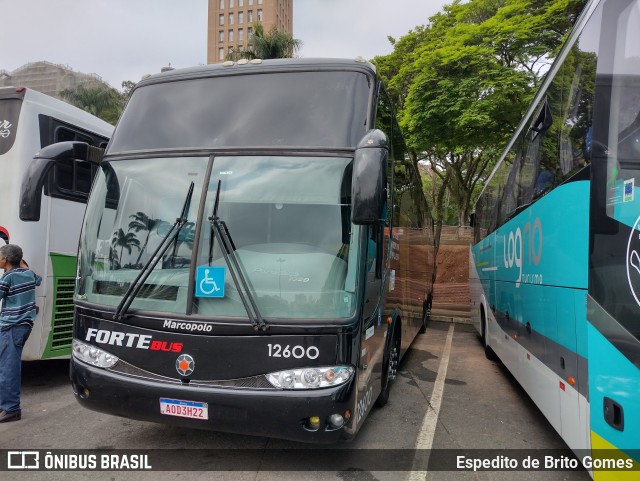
left=375, top=323, right=401, bottom=407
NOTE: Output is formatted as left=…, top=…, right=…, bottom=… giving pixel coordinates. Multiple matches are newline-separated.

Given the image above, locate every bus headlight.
left=266, top=366, right=354, bottom=389
left=72, top=339, right=119, bottom=368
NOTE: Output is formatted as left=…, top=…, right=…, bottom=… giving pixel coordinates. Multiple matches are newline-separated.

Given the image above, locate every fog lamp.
left=308, top=416, right=321, bottom=430
left=328, top=413, right=345, bottom=428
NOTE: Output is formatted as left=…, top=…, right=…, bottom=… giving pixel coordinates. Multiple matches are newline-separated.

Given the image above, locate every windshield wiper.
left=208, top=179, right=267, bottom=332
left=113, top=182, right=195, bottom=321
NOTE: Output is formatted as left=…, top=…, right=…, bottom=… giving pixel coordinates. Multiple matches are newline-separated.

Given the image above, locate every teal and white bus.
left=0, top=86, right=112, bottom=360
left=471, top=0, right=639, bottom=477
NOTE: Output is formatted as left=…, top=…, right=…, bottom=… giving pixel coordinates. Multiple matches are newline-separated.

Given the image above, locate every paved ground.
left=0, top=321, right=590, bottom=481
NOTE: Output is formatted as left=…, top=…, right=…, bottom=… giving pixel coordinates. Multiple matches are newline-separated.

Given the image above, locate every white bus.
left=0, top=86, right=112, bottom=360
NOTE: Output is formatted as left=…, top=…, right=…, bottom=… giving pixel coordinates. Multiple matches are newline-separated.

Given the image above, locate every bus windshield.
left=77, top=155, right=358, bottom=320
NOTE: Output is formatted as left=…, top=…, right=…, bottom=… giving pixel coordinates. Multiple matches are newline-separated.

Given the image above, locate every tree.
left=374, top=0, right=587, bottom=230
left=61, top=79, right=138, bottom=124
left=128, top=212, right=161, bottom=266
left=121, top=80, right=137, bottom=102
left=420, top=164, right=452, bottom=257
left=111, top=228, right=141, bottom=267
left=60, top=83, right=124, bottom=124
left=229, top=23, right=302, bottom=60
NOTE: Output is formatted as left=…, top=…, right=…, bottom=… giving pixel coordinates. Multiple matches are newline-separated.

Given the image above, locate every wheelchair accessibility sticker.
left=195, top=266, right=225, bottom=298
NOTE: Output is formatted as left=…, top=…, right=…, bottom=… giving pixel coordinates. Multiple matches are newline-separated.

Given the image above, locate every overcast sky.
left=0, top=0, right=450, bottom=90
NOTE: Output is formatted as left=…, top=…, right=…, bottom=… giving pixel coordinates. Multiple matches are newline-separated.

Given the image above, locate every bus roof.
left=108, top=58, right=376, bottom=154
left=0, top=86, right=113, bottom=136
left=136, top=58, right=377, bottom=88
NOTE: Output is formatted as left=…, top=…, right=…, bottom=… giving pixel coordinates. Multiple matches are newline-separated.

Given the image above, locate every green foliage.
left=60, top=83, right=124, bottom=125
left=421, top=167, right=457, bottom=225
left=229, top=23, right=302, bottom=60
left=61, top=79, right=139, bottom=125
left=373, top=0, right=587, bottom=227
left=121, top=80, right=137, bottom=101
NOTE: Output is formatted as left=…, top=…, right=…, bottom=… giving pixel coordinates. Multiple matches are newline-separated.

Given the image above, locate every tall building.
left=207, top=0, right=293, bottom=64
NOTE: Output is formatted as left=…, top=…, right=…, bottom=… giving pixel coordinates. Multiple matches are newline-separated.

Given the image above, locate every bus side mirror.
left=19, top=141, right=103, bottom=221
left=351, top=129, right=388, bottom=225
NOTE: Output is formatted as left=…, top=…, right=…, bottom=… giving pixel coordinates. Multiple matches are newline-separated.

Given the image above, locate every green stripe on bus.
left=42, top=252, right=77, bottom=359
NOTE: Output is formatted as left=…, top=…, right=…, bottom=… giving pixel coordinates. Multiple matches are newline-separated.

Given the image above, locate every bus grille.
left=112, top=360, right=275, bottom=389
left=50, top=278, right=75, bottom=352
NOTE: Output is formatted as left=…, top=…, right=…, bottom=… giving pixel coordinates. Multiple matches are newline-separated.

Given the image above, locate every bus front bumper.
left=70, top=358, right=356, bottom=443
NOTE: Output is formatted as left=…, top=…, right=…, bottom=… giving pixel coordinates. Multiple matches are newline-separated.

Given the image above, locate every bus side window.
left=366, top=225, right=383, bottom=279
left=558, top=47, right=595, bottom=178
left=52, top=159, right=97, bottom=199
left=375, top=84, right=395, bottom=229
left=55, top=127, right=92, bottom=144
left=75, top=162, right=95, bottom=194
left=518, top=96, right=560, bottom=205
left=44, top=125, right=108, bottom=203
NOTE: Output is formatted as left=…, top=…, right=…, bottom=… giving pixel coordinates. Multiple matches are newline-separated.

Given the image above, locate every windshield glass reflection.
left=195, top=156, right=358, bottom=319
left=77, top=155, right=359, bottom=320
left=77, top=157, right=208, bottom=314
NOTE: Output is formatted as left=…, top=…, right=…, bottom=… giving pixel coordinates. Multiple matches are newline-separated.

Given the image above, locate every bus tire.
left=375, top=322, right=401, bottom=408
left=419, top=295, right=432, bottom=334
left=481, top=307, right=497, bottom=361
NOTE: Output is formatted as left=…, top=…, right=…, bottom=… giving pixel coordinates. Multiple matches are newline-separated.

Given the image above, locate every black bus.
left=39, top=58, right=434, bottom=442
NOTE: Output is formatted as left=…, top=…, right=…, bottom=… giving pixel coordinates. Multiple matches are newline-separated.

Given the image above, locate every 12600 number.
left=267, top=344, right=319, bottom=360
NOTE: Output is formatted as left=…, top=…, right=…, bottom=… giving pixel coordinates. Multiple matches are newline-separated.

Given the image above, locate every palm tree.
left=108, top=246, right=120, bottom=270
left=167, top=221, right=197, bottom=269
left=229, top=23, right=302, bottom=61
left=111, top=229, right=141, bottom=267
left=128, top=212, right=161, bottom=266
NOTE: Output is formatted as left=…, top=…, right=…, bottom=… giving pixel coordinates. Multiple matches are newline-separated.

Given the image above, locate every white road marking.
left=409, top=323, right=455, bottom=480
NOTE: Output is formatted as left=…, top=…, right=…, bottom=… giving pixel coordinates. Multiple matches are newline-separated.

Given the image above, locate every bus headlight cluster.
left=72, top=339, right=119, bottom=368
left=266, top=366, right=354, bottom=389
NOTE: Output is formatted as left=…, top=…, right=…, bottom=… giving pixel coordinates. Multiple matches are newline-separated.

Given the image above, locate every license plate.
left=159, top=398, right=208, bottom=420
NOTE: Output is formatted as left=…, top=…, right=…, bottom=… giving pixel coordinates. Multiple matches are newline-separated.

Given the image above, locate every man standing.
left=0, top=244, right=41, bottom=422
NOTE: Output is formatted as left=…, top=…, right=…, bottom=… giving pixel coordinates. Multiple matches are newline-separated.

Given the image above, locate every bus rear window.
left=0, top=99, right=22, bottom=156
